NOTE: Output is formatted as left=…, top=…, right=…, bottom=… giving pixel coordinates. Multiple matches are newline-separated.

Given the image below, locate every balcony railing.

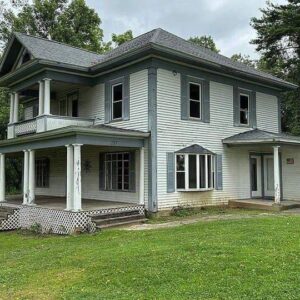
left=7, top=115, right=95, bottom=139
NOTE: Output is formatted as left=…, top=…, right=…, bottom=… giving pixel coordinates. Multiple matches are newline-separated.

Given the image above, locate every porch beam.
left=273, top=146, right=281, bottom=204
left=38, top=80, right=44, bottom=116
left=66, top=144, right=74, bottom=211
left=139, top=147, right=145, bottom=205
left=9, top=93, right=14, bottom=124
left=23, top=150, right=29, bottom=204
left=43, top=78, right=51, bottom=115
left=13, top=92, right=19, bottom=123
left=28, top=149, right=35, bottom=205
left=73, top=144, right=82, bottom=211
left=0, top=153, right=5, bottom=202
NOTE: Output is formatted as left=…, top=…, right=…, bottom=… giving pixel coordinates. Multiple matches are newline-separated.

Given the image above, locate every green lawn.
left=1, top=215, right=300, bottom=299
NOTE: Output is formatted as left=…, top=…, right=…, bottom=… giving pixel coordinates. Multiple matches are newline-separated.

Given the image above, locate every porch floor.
left=229, top=199, right=300, bottom=211
left=3, top=196, right=140, bottom=211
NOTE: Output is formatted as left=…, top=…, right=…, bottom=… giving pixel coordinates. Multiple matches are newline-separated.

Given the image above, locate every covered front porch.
left=223, top=129, right=300, bottom=206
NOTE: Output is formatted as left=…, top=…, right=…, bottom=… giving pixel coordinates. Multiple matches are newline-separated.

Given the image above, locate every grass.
left=1, top=215, right=300, bottom=299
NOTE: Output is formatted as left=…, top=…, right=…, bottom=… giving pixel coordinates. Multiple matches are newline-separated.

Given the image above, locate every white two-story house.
left=0, top=28, right=298, bottom=234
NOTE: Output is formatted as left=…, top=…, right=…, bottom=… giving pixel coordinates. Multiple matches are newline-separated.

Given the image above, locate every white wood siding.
left=156, top=68, right=280, bottom=209
left=256, top=92, right=279, bottom=133
left=35, top=146, right=148, bottom=205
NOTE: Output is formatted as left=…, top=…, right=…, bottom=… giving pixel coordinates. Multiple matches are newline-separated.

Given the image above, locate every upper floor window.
left=22, top=52, right=31, bottom=65
left=104, top=76, right=130, bottom=123
left=67, top=92, right=79, bottom=117
left=181, top=74, right=210, bottom=123
left=112, top=83, right=123, bottom=120
left=176, top=153, right=215, bottom=191
left=189, top=82, right=201, bottom=119
left=239, top=93, right=249, bottom=125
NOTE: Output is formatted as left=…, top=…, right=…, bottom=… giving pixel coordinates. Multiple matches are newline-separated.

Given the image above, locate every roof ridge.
left=14, top=32, right=103, bottom=57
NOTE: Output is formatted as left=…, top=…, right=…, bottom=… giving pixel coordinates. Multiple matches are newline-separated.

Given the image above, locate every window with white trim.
left=112, top=83, right=123, bottom=120
left=105, top=152, right=130, bottom=191
left=35, top=158, right=50, bottom=188
left=189, top=82, right=201, bottom=119
left=176, top=154, right=215, bottom=191
left=239, top=93, right=249, bottom=125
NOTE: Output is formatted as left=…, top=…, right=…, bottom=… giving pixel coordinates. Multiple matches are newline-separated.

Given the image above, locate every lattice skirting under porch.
left=0, top=205, right=20, bottom=231
left=18, top=205, right=145, bottom=235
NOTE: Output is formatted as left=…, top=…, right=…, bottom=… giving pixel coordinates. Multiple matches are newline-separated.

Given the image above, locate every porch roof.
left=222, top=129, right=300, bottom=146
left=0, top=125, right=149, bottom=154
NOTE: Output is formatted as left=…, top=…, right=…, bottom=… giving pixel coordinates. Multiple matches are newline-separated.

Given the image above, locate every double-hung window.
left=189, top=82, right=201, bottom=119
left=176, top=153, right=215, bottom=191
left=105, top=152, right=130, bottom=191
left=239, top=93, right=249, bottom=125
left=35, top=158, right=50, bottom=188
left=112, top=83, right=123, bottom=120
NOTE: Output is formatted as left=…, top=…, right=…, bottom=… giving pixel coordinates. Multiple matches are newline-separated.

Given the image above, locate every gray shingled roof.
left=175, top=144, right=215, bottom=154
left=9, top=29, right=297, bottom=89
left=14, top=32, right=103, bottom=68
left=223, top=129, right=300, bottom=145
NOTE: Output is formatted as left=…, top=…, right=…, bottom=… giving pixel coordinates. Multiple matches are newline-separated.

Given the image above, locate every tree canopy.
left=112, top=30, right=133, bottom=47
left=188, top=35, right=220, bottom=53
left=251, top=0, right=300, bottom=134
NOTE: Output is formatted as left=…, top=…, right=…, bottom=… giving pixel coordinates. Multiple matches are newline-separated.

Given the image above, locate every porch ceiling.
left=223, top=129, right=300, bottom=146
left=0, top=125, right=149, bottom=153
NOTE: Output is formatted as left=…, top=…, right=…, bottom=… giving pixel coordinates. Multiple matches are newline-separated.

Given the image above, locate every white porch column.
left=38, top=80, right=44, bottom=115
left=273, top=146, right=281, bottom=204
left=73, top=144, right=82, bottom=211
left=28, top=149, right=35, bottom=205
left=23, top=150, right=29, bottom=204
left=0, top=154, right=5, bottom=202
left=65, top=145, right=74, bottom=211
left=139, top=147, right=145, bottom=205
left=9, top=93, right=14, bottom=124
left=13, top=93, right=19, bottom=123
left=43, top=78, right=51, bottom=115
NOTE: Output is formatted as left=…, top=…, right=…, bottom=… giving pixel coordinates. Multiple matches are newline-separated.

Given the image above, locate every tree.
left=0, top=0, right=109, bottom=53
left=231, top=53, right=256, bottom=68
left=112, top=30, right=133, bottom=47
left=251, top=0, right=300, bottom=134
left=188, top=35, right=220, bottom=53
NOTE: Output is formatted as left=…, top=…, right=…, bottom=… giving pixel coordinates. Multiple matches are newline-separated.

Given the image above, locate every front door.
left=250, top=155, right=262, bottom=198
left=263, top=155, right=274, bottom=198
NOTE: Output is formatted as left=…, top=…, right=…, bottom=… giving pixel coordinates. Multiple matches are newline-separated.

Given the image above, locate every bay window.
left=176, top=153, right=215, bottom=191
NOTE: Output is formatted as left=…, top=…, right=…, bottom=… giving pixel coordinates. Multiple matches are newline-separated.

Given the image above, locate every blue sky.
left=87, top=0, right=286, bottom=58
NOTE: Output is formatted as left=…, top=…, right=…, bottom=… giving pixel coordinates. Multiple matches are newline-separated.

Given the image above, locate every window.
left=239, top=94, right=249, bottom=125
left=105, top=152, right=130, bottom=191
left=189, top=82, right=201, bottom=119
left=112, top=83, right=123, bottom=120
left=35, top=158, right=50, bottom=188
left=67, top=92, right=79, bottom=117
left=176, top=154, right=215, bottom=191
left=59, top=99, right=67, bottom=116
left=22, top=52, right=31, bottom=64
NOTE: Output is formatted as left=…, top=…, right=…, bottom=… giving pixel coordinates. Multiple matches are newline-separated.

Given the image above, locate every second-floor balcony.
left=7, top=115, right=95, bottom=139
left=7, top=78, right=99, bottom=139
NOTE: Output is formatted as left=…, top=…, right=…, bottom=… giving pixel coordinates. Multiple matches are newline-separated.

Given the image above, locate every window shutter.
left=129, top=151, right=136, bottom=192
left=99, top=153, right=105, bottom=190
left=104, top=82, right=111, bottom=124
left=166, top=152, right=175, bottom=193
left=181, top=74, right=188, bottom=120
left=202, top=80, right=210, bottom=123
left=123, top=75, right=130, bottom=120
left=250, top=91, right=257, bottom=128
left=233, top=86, right=240, bottom=126
left=215, top=154, right=223, bottom=190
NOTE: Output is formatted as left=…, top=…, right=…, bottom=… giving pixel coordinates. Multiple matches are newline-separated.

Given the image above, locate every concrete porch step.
left=228, top=200, right=300, bottom=211
left=0, top=206, right=15, bottom=214
left=93, top=214, right=145, bottom=226
left=96, top=218, right=148, bottom=230
left=0, top=211, right=9, bottom=219
left=92, top=209, right=141, bottom=220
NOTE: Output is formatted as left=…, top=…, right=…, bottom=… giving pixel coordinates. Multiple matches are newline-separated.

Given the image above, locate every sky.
left=87, top=0, right=286, bottom=59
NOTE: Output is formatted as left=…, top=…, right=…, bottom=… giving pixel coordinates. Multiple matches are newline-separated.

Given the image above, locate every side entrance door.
left=250, top=155, right=262, bottom=198
left=263, top=155, right=275, bottom=198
